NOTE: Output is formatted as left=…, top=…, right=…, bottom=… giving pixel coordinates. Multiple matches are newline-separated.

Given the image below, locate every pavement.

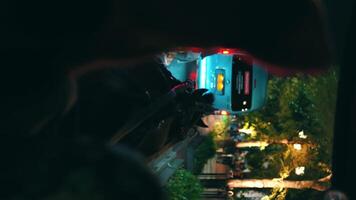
left=148, top=128, right=198, bottom=185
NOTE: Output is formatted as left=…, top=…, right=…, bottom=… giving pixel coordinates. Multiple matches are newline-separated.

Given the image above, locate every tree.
left=193, top=134, right=217, bottom=174
left=166, top=169, right=203, bottom=200
left=232, top=71, right=338, bottom=199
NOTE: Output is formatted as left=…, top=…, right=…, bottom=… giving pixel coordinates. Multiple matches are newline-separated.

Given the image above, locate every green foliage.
left=306, top=69, right=338, bottom=165
left=241, top=68, right=338, bottom=181
left=245, top=144, right=286, bottom=179
left=193, top=134, right=217, bottom=174
left=285, top=189, right=324, bottom=200
left=166, top=169, right=203, bottom=200
left=211, top=115, right=231, bottom=140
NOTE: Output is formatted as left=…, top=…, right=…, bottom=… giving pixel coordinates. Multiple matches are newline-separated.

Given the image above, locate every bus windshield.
left=231, top=56, right=252, bottom=111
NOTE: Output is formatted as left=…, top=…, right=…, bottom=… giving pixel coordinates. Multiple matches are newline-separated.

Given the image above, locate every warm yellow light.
left=293, top=143, right=302, bottom=151
left=261, top=196, right=271, bottom=200
left=217, top=74, right=224, bottom=81
left=227, top=190, right=234, bottom=197
left=216, top=74, right=224, bottom=91
left=239, top=127, right=257, bottom=138
left=221, top=110, right=228, bottom=115
left=217, top=82, right=224, bottom=91
left=299, top=130, right=307, bottom=139
left=238, top=128, right=252, bottom=134
left=295, top=166, right=305, bottom=175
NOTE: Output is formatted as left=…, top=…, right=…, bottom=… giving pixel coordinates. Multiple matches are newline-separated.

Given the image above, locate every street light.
left=227, top=190, right=234, bottom=197
left=293, top=143, right=302, bottom=151
left=298, top=130, right=307, bottom=139
left=295, top=166, right=305, bottom=175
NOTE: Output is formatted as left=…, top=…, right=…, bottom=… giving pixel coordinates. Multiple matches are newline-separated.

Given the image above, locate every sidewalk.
left=148, top=129, right=198, bottom=185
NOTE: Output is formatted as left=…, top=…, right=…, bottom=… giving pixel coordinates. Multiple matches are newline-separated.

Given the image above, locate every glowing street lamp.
left=298, top=130, right=307, bottom=139
left=293, top=143, right=302, bottom=151
left=238, top=128, right=253, bottom=134
left=295, top=166, right=305, bottom=175
left=227, top=190, right=234, bottom=197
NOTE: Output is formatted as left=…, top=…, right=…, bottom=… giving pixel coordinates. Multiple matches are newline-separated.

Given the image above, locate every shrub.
left=193, top=134, right=217, bottom=174
left=166, top=169, right=203, bottom=200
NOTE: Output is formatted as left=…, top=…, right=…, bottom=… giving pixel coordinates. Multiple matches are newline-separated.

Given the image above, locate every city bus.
left=197, top=49, right=268, bottom=114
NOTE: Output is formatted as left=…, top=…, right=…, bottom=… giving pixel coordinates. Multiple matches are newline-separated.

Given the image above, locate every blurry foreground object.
left=1, top=0, right=335, bottom=199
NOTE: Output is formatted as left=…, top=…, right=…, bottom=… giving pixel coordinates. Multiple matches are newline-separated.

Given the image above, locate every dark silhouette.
left=1, top=0, right=333, bottom=199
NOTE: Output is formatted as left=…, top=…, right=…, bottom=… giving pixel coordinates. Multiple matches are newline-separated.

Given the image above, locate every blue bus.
left=197, top=49, right=268, bottom=114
